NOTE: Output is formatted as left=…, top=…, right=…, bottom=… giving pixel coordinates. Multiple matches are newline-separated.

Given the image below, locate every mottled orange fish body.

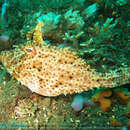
left=0, top=21, right=129, bottom=96
left=0, top=43, right=129, bottom=96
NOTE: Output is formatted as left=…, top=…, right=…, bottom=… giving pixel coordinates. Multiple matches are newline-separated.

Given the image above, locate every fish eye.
left=24, top=46, right=36, bottom=55
left=25, top=47, right=33, bottom=52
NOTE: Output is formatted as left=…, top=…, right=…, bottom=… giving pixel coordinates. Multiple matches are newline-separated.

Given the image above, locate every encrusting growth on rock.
left=0, top=21, right=129, bottom=96
left=92, top=89, right=112, bottom=112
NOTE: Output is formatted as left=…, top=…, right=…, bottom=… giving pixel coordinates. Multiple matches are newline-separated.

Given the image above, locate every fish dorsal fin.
left=33, top=21, right=46, bottom=46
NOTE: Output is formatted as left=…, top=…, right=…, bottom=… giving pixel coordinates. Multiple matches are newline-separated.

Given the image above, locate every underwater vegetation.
left=0, top=0, right=129, bottom=129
